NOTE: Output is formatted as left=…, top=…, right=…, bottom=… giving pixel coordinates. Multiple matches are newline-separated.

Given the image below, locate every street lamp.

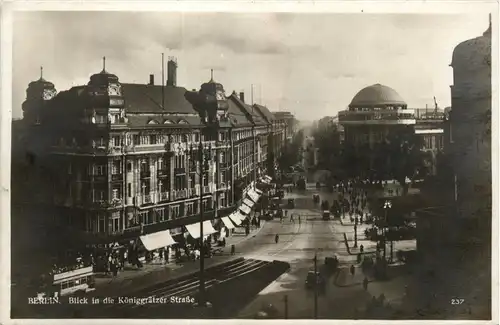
left=383, top=200, right=392, bottom=262
left=188, top=140, right=213, bottom=308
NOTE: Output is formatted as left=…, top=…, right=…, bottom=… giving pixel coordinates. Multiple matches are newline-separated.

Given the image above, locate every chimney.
left=167, top=57, right=177, bottom=87
left=239, top=92, right=245, bottom=103
left=149, top=74, right=154, bottom=85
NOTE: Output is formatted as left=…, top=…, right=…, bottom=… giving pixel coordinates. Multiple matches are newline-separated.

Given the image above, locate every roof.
left=253, top=104, right=275, bottom=123
left=451, top=19, right=491, bottom=68
left=121, top=84, right=196, bottom=114
left=127, top=114, right=202, bottom=128
left=349, top=84, right=406, bottom=107
left=230, top=94, right=268, bottom=126
left=273, top=111, right=294, bottom=120
left=226, top=96, right=253, bottom=127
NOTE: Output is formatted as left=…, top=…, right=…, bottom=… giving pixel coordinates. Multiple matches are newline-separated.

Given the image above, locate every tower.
left=22, top=66, right=57, bottom=125
left=167, top=57, right=177, bottom=87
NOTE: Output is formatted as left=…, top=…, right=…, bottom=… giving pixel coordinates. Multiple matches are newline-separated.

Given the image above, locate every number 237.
left=451, top=299, right=465, bottom=305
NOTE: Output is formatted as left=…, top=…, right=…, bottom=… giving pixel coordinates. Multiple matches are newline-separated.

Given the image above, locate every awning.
left=264, top=175, right=272, bottom=182
left=140, top=230, right=176, bottom=251
left=229, top=212, right=242, bottom=226
left=221, top=216, right=236, bottom=229
left=255, top=188, right=263, bottom=195
left=185, top=221, right=217, bottom=239
left=243, top=198, right=255, bottom=209
left=229, top=211, right=246, bottom=225
left=247, top=189, right=261, bottom=203
left=239, top=204, right=251, bottom=215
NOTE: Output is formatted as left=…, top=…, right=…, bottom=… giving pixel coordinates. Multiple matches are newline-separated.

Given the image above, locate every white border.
left=0, top=1, right=498, bottom=325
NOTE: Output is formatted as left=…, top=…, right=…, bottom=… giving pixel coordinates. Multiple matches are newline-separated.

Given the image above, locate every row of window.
left=59, top=275, right=91, bottom=290
left=85, top=198, right=218, bottom=233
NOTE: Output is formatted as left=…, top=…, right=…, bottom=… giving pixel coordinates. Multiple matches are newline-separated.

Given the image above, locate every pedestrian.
left=231, top=244, right=235, bottom=255
left=350, top=264, right=355, bottom=276
left=275, top=234, right=279, bottom=244
left=360, top=244, right=364, bottom=253
left=285, top=210, right=288, bottom=217
left=363, top=277, right=368, bottom=291
left=290, top=214, right=294, bottom=223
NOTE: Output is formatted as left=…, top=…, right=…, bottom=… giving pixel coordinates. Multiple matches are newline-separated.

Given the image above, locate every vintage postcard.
left=1, top=1, right=497, bottom=323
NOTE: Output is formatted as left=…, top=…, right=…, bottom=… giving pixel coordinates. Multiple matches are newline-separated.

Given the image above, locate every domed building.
left=338, top=84, right=417, bottom=177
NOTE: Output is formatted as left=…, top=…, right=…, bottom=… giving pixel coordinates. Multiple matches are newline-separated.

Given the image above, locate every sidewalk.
left=91, top=222, right=266, bottom=297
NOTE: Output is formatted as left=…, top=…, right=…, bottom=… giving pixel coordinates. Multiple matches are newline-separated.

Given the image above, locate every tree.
left=383, top=127, right=426, bottom=194
left=312, top=122, right=342, bottom=172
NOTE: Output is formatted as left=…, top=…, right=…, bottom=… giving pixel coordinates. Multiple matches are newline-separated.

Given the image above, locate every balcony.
left=338, top=109, right=416, bottom=126
left=111, top=174, right=123, bottom=182
left=144, top=194, right=153, bottom=204
left=172, top=189, right=187, bottom=200
left=125, top=143, right=170, bottom=154
left=203, top=185, right=210, bottom=193
left=188, top=188, right=196, bottom=197
left=159, top=192, right=170, bottom=202
left=140, top=170, right=151, bottom=178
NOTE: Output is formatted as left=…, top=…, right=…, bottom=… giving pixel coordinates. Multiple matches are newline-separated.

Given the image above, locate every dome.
left=88, top=57, right=119, bottom=86
left=349, top=84, right=406, bottom=108
left=451, top=18, right=491, bottom=68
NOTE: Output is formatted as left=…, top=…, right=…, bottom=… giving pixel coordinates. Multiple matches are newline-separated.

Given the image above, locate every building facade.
left=13, top=59, right=290, bottom=260
left=338, top=83, right=445, bottom=177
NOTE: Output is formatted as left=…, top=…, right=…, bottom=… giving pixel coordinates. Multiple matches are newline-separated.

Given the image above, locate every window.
left=158, top=158, right=164, bottom=171
left=157, top=208, right=166, bottom=222
left=158, top=180, right=164, bottom=193
left=141, top=181, right=150, bottom=194
left=144, top=211, right=154, bottom=225
left=96, top=115, right=107, bottom=124
left=171, top=205, right=180, bottom=219
left=94, top=190, right=105, bottom=202
left=140, top=160, right=149, bottom=173
left=136, top=211, right=146, bottom=225
left=127, top=162, right=132, bottom=172
left=150, top=135, right=157, bottom=144
left=221, top=171, right=226, bottom=184
left=112, top=161, right=121, bottom=174
left=133, top=135, right=140, bottom=145
left=186, top=203, right=194, bottom=215
left=110, top=212, right=122, bottom=233
left=127, top=183, right=132, bottom=197
left=96, top=165, right=106, bottom=175
left=98, top=214, right=106, bottom=233
left=97, top=137, right=106, bottom=147
left=113, top=136, right=121, bottom=147
left=112, top=187, right=121, bottom=200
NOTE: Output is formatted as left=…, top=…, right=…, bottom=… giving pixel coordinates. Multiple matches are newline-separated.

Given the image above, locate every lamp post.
left=189, top=140, right=213, bottom=308
left=383, top=200, right=392, bottom=263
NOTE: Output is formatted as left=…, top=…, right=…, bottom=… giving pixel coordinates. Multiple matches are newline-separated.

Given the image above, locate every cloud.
left=11, top=11, right=489, bottom=121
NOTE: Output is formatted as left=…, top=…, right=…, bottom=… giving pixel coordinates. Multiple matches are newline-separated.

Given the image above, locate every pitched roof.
left=230, top=93, right=268, bottom=126
left=227, top=96, right=253, bottom=127
left=253, top=104, right=274, bottom=123
left=121, top=84, right=196, bottom=114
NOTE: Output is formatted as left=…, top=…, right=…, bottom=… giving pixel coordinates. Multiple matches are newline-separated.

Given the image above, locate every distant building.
left=338, top=83, right=445, bottom=177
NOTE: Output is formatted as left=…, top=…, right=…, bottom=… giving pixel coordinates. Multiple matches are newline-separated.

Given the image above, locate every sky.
left=12, top=11, right=490, bottom=121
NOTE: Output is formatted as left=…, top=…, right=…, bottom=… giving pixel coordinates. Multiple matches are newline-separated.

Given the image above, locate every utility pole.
left=284, top=295, right=289, bottom=319
left=354, top=214, right=358, bottom=248
left=314, top=253, right=318, bottom=319
left=383, top=208, right=387, bottom=261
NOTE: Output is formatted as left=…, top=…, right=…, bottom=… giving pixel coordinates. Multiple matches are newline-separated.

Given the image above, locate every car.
left=287, top=199, right=295, bottom=209
left=322, top=210, right=330, bottom=220
left=305, top=271, right=326, bottom=292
